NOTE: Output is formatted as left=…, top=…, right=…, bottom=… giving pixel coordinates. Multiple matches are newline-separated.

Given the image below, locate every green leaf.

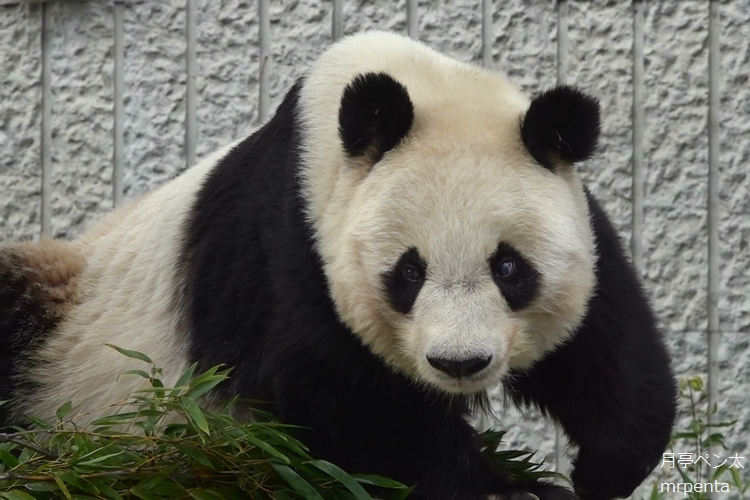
left=130, top=471, right=176, bottom=492
left=271, top=464, right=324, bottom=500
left=60, top=472, right=101, bottom=495
left=94, top=480, right=124, bottom=500
left=701, top=432, right=726, bottom=449
left=0, top=491, right=37, bottom=500
left=185, top=376, right=226, bottom=401
left=707, top=420, right=738, bottom=428
left=75, top=450, right=126, bottom=467
left=135, top=409, right=166, bottom=419
left=181, top=397, right=210, bottom=435
left=23, top=415, right=53, bottom=430
left=173, top=363, right=198, bottom=391
left=106, top=344, right=153, bottom=364
left=129, top=487, right=163, bottom=500
left=20, top=481, right=53, bottom=492
left=711, top=463, right=729, bottom=481
left=730, top=467, right=744, bottom=489
left=689, top=376, right=703, bottom=391
left=90, top=412, right=140, bottom=426
left=55, top=401, right=73, bottom=421
left=351, top=473, right=411, bottom=489
left=272, top=492, right=295, bottom=500
left=53, top=474, right=73, bottom=500
left=0, top=448, right=20, bottom=468
left=188, top=489, right=228, bottom=500
left=122, top=370, right=151, bottom=379
left=245, top=435, right=291, bottom=464
left=310, top=460, right=372, bottom=499
left=173, top=444, right=214, bottom=469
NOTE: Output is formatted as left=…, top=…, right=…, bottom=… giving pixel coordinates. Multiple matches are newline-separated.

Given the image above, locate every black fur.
left=521, top=86, right=600, bottom=171
left=339, top=72, right=414, bottom=164
left=181, top=81, right=574, bottom=499
left=180, top=78, right=674, bottom=499
left=381, top=247, right=426, bottom=314
left=489, top=243, right=539, bottom=311
left=505, top=190, right=677, bottom=500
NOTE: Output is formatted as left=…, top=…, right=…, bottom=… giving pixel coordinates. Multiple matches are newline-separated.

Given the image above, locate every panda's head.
left=300, top=32, right=600, bottom=394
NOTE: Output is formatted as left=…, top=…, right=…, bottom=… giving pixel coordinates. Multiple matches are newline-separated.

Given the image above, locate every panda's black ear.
left=339, top=72, right=415, bottom=165
left=521, top=85, right=600, bottom=171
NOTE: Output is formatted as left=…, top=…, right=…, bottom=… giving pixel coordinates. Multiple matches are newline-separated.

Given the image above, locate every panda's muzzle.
left=426, top=355, right=492, bottom=378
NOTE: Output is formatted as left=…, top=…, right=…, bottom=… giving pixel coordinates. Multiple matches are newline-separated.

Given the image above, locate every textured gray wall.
left=1, top=0, right=748, bottom=497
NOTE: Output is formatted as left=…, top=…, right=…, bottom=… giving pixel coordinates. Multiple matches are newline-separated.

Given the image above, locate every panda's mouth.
left=432, top=372, right=499, bottom=394
left=423, top=358, right=507, bottom=394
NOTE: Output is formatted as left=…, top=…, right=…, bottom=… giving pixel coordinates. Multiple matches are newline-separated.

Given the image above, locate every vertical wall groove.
left=706, top=0, right=721, bottom=443
left=113, top=1, right=125, bottom=207
left=554, top=0, right=570, bottom=476
left=407, top=0, right=418, bottom=39
left=556, top=0, right=568, bottom=86
left=40, top=2, right=52, bottom=236
left=630, top=5, right=646, bottom=497
left=185, top=0, right=197, bottom=169
left=258, top=0, right=270, bottom=123
left=631, top=0, right=645, bottom=272
left=481, top=0, right=492, bottom=67
left=332, top=0, right=343, bottom=41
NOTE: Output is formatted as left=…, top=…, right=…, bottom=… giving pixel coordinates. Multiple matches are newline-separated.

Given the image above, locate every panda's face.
left=332, top=142, right=595, bottom=394
left=301, top=62, right=600, bottom=394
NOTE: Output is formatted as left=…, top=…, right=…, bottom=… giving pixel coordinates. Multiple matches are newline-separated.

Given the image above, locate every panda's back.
left=0, top=141, right=239, bottom=425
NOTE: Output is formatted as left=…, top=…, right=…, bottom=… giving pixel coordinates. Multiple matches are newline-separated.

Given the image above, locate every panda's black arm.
left=504, top=191, right=677, bottom=500
left=260, top=310, right=575, bottom=500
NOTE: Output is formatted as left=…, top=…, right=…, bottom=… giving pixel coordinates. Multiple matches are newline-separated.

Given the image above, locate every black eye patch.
left=489, top=243, right=539, bottom=311
left=381, top=248, right=426, bottom=314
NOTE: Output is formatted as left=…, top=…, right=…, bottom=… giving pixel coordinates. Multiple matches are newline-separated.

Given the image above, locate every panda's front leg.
left=504, top=193, right=677, bottom=500
left=263, top=333, right=577, bottom=500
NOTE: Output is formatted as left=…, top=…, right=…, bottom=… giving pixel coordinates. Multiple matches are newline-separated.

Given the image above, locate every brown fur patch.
left=1, top=239, right=87, bottom=422
left=0, top=239, right=86, bottom=344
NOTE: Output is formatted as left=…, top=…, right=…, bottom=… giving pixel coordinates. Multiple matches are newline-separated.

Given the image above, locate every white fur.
left=16, top=142, right=241, bottom=425
left=298, top=31, right=596, bottom=393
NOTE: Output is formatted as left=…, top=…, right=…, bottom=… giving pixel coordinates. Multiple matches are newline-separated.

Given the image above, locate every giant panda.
left=0, top=31, right=676, bottom=499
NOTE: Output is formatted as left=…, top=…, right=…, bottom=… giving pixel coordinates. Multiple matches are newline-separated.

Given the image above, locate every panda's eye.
left=403, top=263, right=423, bottom=282
left=495, top=257, right=516, bottom=279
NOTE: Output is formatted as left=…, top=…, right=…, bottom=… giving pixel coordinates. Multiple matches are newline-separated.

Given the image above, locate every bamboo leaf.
left=173, top=443, right=214, bottom=469
left=271, top=464, right=325, bottom=500
left=53, top=474, right=72, bottom=500
left=0, top=491, right=37, bottom=500
left=106, top=344, right=153, bottom=364
left=245, top=434, right=291, bottom=464
left=188, top=489, right=229, bottom=500
left=0, top=448, right=20, bottom=468
left=185, top=377, right=226, bottom=401
left=23, top=415, right=53, bottom=430
left=310, top=460, right=372, bottom=499
left=174, top=363, right=198, bottom=390
left=123, top=370, right=151, bottom=379
left=75, top=450, right=126, bottom=467
left=181, top=397, right=210, bottom=435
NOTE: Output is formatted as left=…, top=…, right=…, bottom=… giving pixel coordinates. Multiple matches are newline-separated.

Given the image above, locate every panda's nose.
left=426, top=355, right=492, bottom=378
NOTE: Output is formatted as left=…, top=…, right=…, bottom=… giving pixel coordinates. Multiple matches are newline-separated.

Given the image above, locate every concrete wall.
left=1, top=0, right=748, bottom=497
